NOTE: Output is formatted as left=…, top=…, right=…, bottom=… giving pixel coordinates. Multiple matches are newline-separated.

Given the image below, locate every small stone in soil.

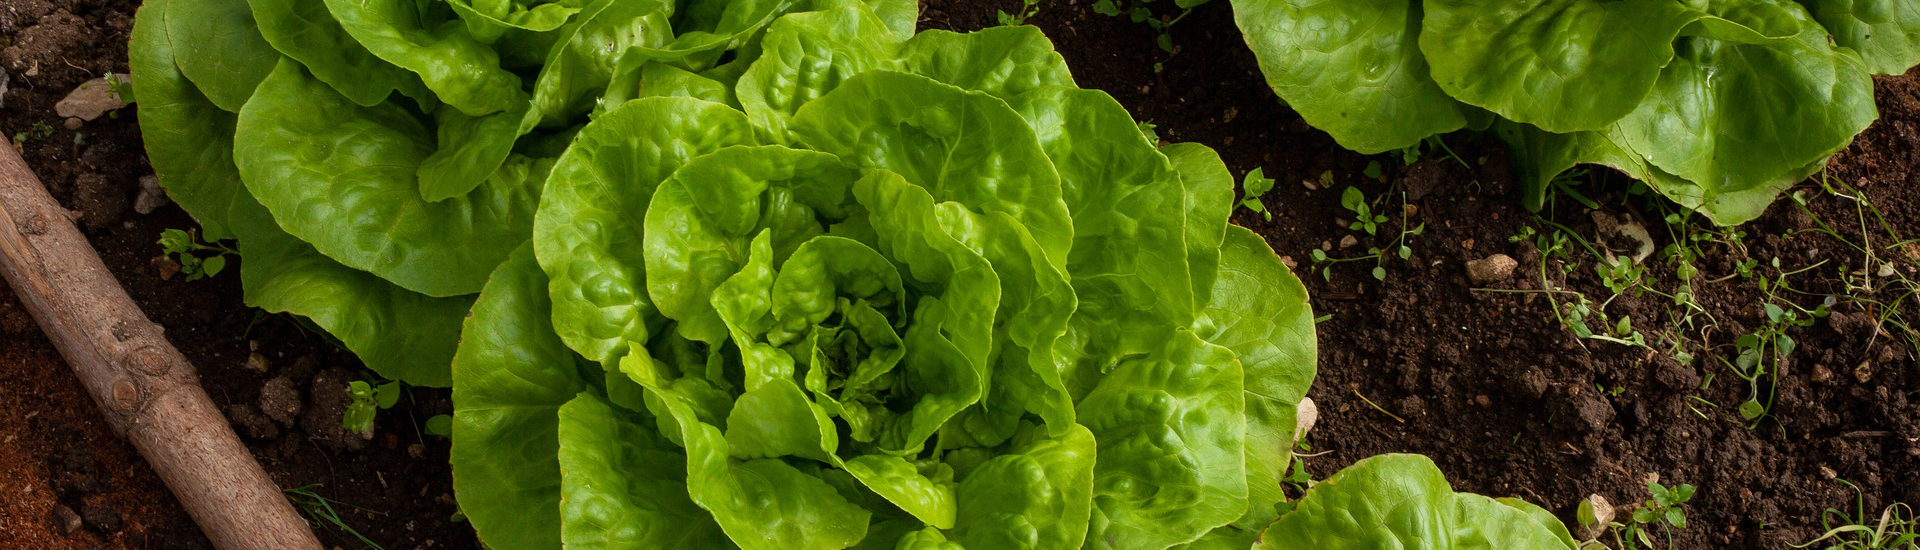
left=53, top=504, right=81, bottom=534
left=244, top=352, right=271, bottom=374
left=133, top=174, right=170, bottom=214
left=54, top=74, right=131, bottom=121
left=151, top=255, right=181, bottom=281
left=1338, top=235, right=1358, bottom=249
left=1465, top=254, right=1518, bottom=285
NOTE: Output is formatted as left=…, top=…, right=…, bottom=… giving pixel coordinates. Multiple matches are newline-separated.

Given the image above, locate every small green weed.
left=1600, top=480, right=1697, bottom=550
left=1237, top=167, right=1275, bottom=220
left=158, top=228, right=238, bottom=281
left=12, top=120, right=54, bottom=145
left=1309, top=187, right=1423, bottom=281
left=1090, top=0, right=1191, bottom=57
left=997, top=0, right=1042, bottom=26
left=1794, top=481, right=1919, bottom=550
left=343, top=379, right=403, bottom=435
left=285, top=484, right=385, bottom=550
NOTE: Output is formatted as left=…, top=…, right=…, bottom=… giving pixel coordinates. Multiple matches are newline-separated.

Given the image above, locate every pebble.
left=1811, top=364, right=1833, bottom=384
left=1338, top=234, right=1358, bottom=249
left=1820, top=465, right=1837, bottom=479
left=1465, top=254, right=1518, bottom=285
left=1855, top=360, right=1874, bottom=384
left=245, top=352, right=271, bottom=374
left=53, top=504, right=81, bottom=534
left=1294, top=397, right=1318, bottom=440
left=53, top=74, right=131, bottom=121
left=133, top=175, right=171, bottom=214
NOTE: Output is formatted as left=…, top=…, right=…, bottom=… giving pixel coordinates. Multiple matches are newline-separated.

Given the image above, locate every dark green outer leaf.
left=135, top=0, right=468, bottom=387
left=322, top=0, right=526, bottom=116
left=1610, top=0, right=1876, bottom=197
left=246, top=0, right=422, bottom=107
left=451, top=244, right=588, bottom=550
left=1798, top=0, right=1920, bottom=74
left=1419, top=0, right=1703, bottom=133
left=130, top=0, right=248, bottom=240
left=1230, top=0, right=1469, bottom=152
left=234, top=60, right=543, bottom=297
left=164, top=0, right=279, bottom=112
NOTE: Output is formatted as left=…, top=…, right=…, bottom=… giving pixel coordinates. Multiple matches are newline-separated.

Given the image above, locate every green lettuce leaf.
left=1231, top=0, right=1470, bottom=152
left=234, top=60, right=543, bottom=297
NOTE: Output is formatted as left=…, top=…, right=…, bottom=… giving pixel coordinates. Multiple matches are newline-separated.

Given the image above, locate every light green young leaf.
left=738, top=4, right=906, bottom=140
left=901, top=26, right=1076, bottom=102
left=1080, top=331, right=1248, bottom=550
left=792, top=71, right=1075, bottom=270
left=848, top=171, right=1000, bottom=454
left=556, top=393, right=734, bottom=550
left=1230, top=0, right=1469, bottom=152
left=643, top=376, right=872, bottom=550
left=445, top=0, right=584, bottom=41
left=644, top=146, right=853, bottom=344
left=951, top=424, right=1096, bottom=550
left=843, top=455, right=958, bottom=529
left=534, top=97, right=757, bottom=363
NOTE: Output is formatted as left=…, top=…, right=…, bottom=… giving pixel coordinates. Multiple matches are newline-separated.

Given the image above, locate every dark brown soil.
left=924, top=0, right=1919, bottom=548
left=2, top=0, right=472, bottom=548
left=3, top=0, right=1914, bottom=548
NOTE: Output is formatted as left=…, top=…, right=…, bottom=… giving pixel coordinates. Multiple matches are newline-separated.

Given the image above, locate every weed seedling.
left=1310, top=187, right=1423, bottom=281
left=1601, top=480, right=1696, bottom=550
left=1794, top=480, right=1919, bottom=550
left=1238, top=167, right=1275, bottom=220
left=1090, top=0, right=1191, bottom=56
left=343, top=379, right=403, bottom=435
left=12, top=120, right=54, bottom=145
left=285, top=484, right=385, bottom=550
left=997, top=0, right=1041, bottom=26
left=158, top=228, right=238, bottom=281
left=1340, top=186, right=1388, bottom=236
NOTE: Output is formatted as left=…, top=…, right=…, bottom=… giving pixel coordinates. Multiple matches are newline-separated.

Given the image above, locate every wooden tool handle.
left=0, top=140, right=323, bottom=550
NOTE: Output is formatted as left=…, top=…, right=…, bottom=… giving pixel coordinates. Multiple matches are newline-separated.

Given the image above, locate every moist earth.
left=1, top=0, right=1914, bottom=548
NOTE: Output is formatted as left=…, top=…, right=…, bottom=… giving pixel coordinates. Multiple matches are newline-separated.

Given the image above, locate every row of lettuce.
left=132, top=0, right=1583, bottom=548
left=1227, top=0, right=1920, bottom=225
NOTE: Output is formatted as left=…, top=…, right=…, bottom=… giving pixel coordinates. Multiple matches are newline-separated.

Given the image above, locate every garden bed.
left=1, top=0, right=1914, bottom=548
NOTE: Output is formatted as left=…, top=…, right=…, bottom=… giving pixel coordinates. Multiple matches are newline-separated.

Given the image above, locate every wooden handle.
left=0, top=140, right=323, bottom=550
